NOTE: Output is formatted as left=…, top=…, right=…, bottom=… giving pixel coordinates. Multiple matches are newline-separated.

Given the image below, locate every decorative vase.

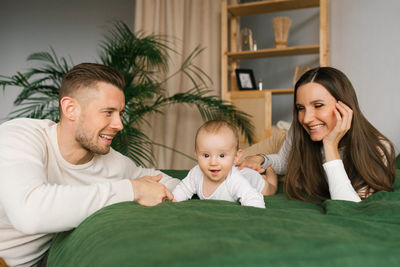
left=272, top=16, right=292, bottom=48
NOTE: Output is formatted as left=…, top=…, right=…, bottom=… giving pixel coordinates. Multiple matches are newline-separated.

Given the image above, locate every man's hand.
left=130, top=174, right=174, bottom=206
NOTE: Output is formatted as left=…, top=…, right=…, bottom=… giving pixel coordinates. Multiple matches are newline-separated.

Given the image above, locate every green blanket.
left=48, top=169, right=400, bottom=267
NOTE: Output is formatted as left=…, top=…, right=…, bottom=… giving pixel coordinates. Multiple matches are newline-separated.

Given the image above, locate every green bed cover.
left=48, top=168, right=400, bottom=267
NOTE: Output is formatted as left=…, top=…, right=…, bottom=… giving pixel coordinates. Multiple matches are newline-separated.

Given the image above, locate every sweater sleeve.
left=323, top=160, right=361, bottom=202
left=0, top=121, right=134, bottom=235
left=126, top=164, right=181, bottom=191
left=172, top=166, right=198, bottom=201
left=228, top=169, right=266, bottom=208
left=0, top=161, right=133, bottom=234
left=261, top=127, right=291, bottom=175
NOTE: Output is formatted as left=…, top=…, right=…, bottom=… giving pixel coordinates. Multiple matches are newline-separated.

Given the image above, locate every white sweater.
left=0, top=118, right=180, bottom=266
left=173, top=165, right=266, bottom=209
left=261, top=128, right=361, bottom=202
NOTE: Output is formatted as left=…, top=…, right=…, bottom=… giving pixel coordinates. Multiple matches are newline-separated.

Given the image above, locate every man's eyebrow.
left=100, top=107, right=120, bottom=111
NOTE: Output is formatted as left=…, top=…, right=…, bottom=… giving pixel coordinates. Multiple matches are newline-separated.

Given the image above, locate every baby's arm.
left=172, top=167, right=198, bottom=202
left=239, top=167, right=277, bottom=196
left=229, top=170, right=266, bottom=208
left=239, top=184, right=266, bottom=208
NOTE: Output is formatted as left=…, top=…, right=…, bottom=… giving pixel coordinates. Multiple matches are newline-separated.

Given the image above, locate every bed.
left=47, top=164, right=400, bottom=266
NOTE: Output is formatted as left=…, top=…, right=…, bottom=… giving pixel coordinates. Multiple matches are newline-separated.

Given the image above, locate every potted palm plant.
left=0, top=21, right=255, bottom=166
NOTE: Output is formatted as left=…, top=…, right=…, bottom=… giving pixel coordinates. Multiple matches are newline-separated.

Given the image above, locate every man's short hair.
left=59, top=63, right=125, bottom=101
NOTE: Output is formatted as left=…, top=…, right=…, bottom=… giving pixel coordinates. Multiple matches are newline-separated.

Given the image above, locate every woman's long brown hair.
left=284, top=67, right=396, bottom=202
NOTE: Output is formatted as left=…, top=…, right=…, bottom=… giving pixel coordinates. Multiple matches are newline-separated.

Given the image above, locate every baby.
left=173, top=120, right=277, bottom=208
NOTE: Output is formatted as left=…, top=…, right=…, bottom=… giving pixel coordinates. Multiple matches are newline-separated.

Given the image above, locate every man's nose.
left=111, top=114, right=124, bottom=131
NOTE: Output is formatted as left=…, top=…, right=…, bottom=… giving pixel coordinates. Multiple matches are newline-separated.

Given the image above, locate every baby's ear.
left=234, top=149, right=243, bottom=165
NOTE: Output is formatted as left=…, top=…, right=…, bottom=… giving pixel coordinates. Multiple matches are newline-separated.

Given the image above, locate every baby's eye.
left=219, top=154, right=225, bottom=158
left=204, top=154, right=209, bottom=158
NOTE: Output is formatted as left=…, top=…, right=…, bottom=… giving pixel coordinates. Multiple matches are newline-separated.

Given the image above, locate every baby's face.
left=195, top=128, right=240, bottom=184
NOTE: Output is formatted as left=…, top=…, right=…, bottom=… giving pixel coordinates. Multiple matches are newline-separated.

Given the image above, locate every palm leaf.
left=0, top=20, right=255, bottom=167
left=111, top=127, right=155, bottom=166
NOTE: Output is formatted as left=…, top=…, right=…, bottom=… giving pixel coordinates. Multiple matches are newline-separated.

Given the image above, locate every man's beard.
left=75, top=125, right=110, bottom=155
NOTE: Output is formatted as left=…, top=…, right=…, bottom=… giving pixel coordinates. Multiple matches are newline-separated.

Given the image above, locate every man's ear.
left=234, top=149, right=243, bottom=165
left=60, top=97, right=79, bottom=121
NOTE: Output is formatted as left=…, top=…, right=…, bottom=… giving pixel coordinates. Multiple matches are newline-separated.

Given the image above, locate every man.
left=0, top=63, right=179, bottom=266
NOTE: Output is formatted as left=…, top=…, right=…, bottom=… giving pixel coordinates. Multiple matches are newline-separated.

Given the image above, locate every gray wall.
left=1, top=0, right=399, bottom=153
left=241, top=0, right=400, bottom=153
left=0, top=0, right=134, bottom=122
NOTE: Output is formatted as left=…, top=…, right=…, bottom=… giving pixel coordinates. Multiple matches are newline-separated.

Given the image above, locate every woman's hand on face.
left=323, top=101, right=353, bottom=147
left=237, top=155, right=265, bottom=174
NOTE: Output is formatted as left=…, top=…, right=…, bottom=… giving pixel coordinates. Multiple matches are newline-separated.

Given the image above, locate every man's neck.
left=57, top=123, right=94, bottom=165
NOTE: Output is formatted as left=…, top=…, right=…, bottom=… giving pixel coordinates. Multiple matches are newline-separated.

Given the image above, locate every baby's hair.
left=195, top=120, right=239, bottom=150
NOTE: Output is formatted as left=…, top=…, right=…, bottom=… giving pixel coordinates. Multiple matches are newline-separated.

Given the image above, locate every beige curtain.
left=134, top=0, right=232, bottom=169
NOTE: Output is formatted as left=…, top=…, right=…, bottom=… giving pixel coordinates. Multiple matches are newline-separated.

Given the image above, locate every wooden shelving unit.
left=228, top=0, right=320, bottom=16
left=221, top=0, right=329, bottom=143
left=227, top=44, right=319, bottom=60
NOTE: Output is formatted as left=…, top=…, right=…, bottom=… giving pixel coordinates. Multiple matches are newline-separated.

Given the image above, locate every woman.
left=239, top=67, right=396, bottom=202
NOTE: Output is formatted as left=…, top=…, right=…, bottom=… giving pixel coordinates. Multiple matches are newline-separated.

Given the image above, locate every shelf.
left=227, top=44, right=319, bottom=60
left=221, top=0, right=329, bottom=142
left=228, top=0, right=319, bottom=17
left=231, top=89, right=294, bottom=99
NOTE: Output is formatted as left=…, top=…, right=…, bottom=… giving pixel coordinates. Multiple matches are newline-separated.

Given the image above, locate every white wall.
left=331, top=0, right=400, bottom=153
left=0, top=0, right=134, bottom=122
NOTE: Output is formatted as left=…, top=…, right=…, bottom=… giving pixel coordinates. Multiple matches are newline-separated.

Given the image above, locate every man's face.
left=75, top=82, right=125, bottom=155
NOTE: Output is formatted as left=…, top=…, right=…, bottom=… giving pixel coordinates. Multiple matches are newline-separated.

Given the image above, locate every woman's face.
left=296, top=82, right=338, bottom=141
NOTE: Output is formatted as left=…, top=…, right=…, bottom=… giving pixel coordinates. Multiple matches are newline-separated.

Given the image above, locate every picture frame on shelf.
left=235, top=69, right=257, bottom=90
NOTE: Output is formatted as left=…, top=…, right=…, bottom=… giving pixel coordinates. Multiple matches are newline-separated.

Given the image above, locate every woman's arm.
left=323, top=160, right=361, bottom=202
left=238, top=127, right=291, bottom=175
left=322, top=101, right=362, bottom=201
left=261, top=131, right=291, bottom=175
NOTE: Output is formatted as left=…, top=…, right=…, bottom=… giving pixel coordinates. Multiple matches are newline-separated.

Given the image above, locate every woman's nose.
left=302, top=109, right=314, bottom=124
